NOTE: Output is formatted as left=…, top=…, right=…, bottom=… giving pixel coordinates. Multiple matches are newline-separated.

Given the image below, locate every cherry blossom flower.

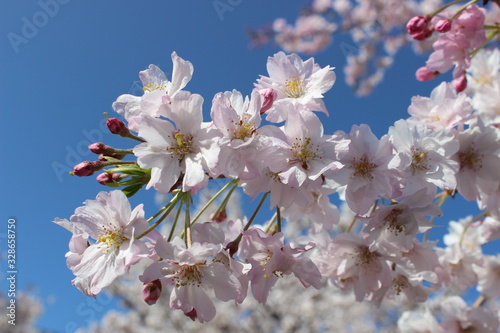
left=327, top=124, right=398, bottom=215
left=388, top=119, right=459, bottom=196
left=362, top=189, right=441, bottom=255
left=210, top=89, right=268, bottom=180
left=437, top=243, right=482, bottom=290
left=266, top=108, right=339, bottom=188
left=255, top=51, right=336, bottom=122
left=133, top=91, right=220, bottom=193
left=140, top=230, right=244, bottom=323
left=467, top=48, right=500, bottom=93
left=424, top=5, right=486, bottom=78
left=474, top=254, right=500, bottom=299
left=452, top=122, right=500, bottom=203
left=441, top=296, right=499, bottom=333
left=237, top=228, right=322, bottom=304
left=407, top=82, right=473, bottom=130
left=315, top=233, right=393, bottom=303
left=54, top=190, right=151, bottom=297
left=112, top=52, right=193, bottom=131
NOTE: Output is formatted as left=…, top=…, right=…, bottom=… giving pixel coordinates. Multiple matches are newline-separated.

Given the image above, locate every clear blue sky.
left=0, top=1, right=483, bottom=332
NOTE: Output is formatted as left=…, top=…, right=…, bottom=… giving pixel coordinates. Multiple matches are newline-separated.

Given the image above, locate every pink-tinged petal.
left=139, top=64, right=168, bottom=87
left=165, top=91, right=204, bottom=133
left=191, top=222, right=225, bottom=245
left=170, top=285, right=216, bottom=323
left=202, top=262, right=241, bottom=302
left=249, top=270, right=279, bottom=304
left=169, top=51, right=194, bottom=95
left=211, top=92, right=239, bottom=132
left=183, top=156, right=208, bottom=191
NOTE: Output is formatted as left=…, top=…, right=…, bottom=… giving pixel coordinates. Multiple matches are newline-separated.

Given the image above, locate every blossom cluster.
left=248, top=0, right=500, bottom=96
left=55, top=2, right=500, bottom=328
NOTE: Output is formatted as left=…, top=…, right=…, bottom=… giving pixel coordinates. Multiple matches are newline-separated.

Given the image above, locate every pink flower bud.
left=106, top=118, right=130, bottom=137
left=406, top=15, right=429, bottom=35
left=89, top=142, right=108, bottom=154
left=143, top=279, right=162, bottom=305
left=96, top=172, right=124, bottom=185
left=258, top=88, right=278, bottom=114
left=435, top=19, right=452, bottom=33
left=96, top=172, right=113, bottom=184
left=184, top=308, right=198, bottom=321
left=453, top=74, right=467, bottom=93
left=72, top=161, right=103, bottom=177
left=415, top=66, right=439, bottom=81
left=209, top=209, right=227, bottom=223
left=412, top=27, right=433, bottom=41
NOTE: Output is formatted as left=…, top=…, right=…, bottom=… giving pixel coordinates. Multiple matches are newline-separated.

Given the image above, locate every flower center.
left=354, top=246, right=376, bottom=267
left=143, top=83, right=167, bottom=92
left=97, top=225, right=127, bottom=252
left=458, top=147, right=482, bottom=172
left=290, top=137, right=320, bottom=170
left=167, top=132, right=194, bottom=160
left=475, top=75, right=492, bottom=86
left=392, top=275, right=409, bottom=295
left=255, top=248, right=283, bottom=279
left=351, top=154, right=377, bottom=179
left=173, top=262, right=205, bottom=287
left=385, top=208, right=405, bottom=235
left=284, top=76, right=306, bottom=98
left=232, top=115, right=257, bottom=141
left=411, top=147, right=431, bottom=173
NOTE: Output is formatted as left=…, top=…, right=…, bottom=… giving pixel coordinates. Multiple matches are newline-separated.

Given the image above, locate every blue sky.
left=0, top=1, right=484, bottom=332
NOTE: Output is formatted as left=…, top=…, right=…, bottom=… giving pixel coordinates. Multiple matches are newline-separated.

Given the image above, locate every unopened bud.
left=143, top=279, right=162, bottom=305
left=412, top=27, right=433, bottom=41
left=107, top=118, right=130, bottom=137
left=259, top=88, right=278, bottom=114
left=89, top=142, right=109, bottom=154
left=225, top=241, right=239, bottom=257
left=72, top=161, right=103, bottom=177
left=210, top=209, right=227, bottom=223
left=96, top=172, right=125, bottom=185
left=415, top=66, right=439, bottom=81
left=406, top=15, right=430, bottom=35
left=435, top=19, right=452, bottom=33
left=98, top=152, right=126, bottom=161
left=185, top=308, right=198, bottom=321
left=453, top=74, right=467, bottom=93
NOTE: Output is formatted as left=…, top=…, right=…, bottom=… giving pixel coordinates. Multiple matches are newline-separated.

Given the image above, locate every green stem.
left=125, top=132, right=146, bottom=143
left=146, top=193, right=179, bottom=223
left=135, top=191, right=185, bottom=239
left=345, top=215, right=357, bottom=233
left=450, top=0, right=481, bottom=21
left=212, top=180, right=238, bottom=220
left=167, top=200, right=184, bottom=242
left=184, top=193, right=192, bottom=248
left=229, top=192, right=270, bottom=251
left=243, top=192, right=269, bottom=232
left=189, top=179, right=239, bottom=226
left=276, top=206, right=282, bottom=233
left=429, top=0, right=468, bottom=18
left=263, top=212, right=277, bottom=233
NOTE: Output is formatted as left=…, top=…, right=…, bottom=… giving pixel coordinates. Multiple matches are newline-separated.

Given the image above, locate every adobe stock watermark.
left=64, top=291, right=113, bottom=333
left=213, top=0, right=243, bottom=21
left=51, top=118, right=109, bottom=183
left=7, top=0, right=72, bottom=54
